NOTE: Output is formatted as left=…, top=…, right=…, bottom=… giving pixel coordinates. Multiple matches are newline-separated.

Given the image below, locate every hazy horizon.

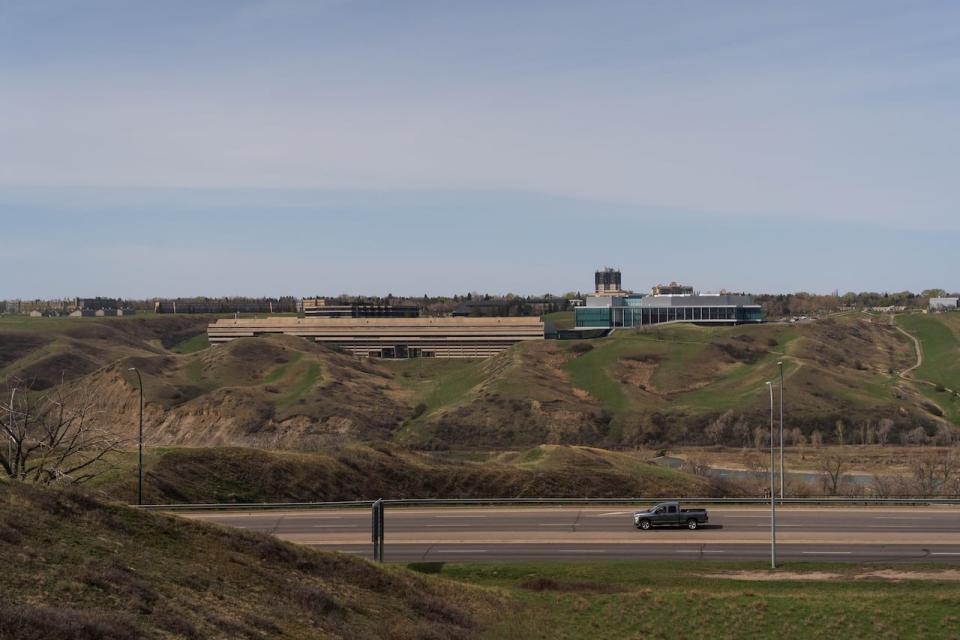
left=2, top=1, right=959, bottom=297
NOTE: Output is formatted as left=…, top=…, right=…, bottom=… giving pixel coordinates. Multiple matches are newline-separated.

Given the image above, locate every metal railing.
left=136, top=496, right=960, bottom=511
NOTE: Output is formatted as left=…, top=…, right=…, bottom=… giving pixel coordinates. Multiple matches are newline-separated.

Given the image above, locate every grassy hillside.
left=897, top=313, right=960, bottom=390
left=0, top=480, right=494, bottom=639
left=2, top=313, right=947, bottom=451
left=90, top=444, right=714, bottom=504
left=396, top=314, right=934, bottom=448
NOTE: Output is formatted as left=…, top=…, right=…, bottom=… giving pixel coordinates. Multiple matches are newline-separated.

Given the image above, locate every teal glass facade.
left=575, top=302, right=763, bottom=329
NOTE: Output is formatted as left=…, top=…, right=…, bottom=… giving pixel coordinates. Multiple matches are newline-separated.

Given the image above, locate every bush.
left=411, top=402, right=428, bottom=419
left=569, top=342, right=594, bottom=354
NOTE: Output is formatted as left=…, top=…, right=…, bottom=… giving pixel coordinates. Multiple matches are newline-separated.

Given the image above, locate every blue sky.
left=1, top=1, right=958, bottom=298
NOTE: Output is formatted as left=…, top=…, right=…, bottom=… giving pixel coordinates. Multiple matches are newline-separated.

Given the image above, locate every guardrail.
left=136, top=496, right=960, bottom=511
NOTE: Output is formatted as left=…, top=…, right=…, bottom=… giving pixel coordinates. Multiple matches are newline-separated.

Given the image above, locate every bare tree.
left=877, top=418, right=894, bottom=447
left=834, top=420, right=845, bottom=446
left=0, top=378, right=125, bottom=485
left=910, top=451, right=959, bottom=497
left=810, top=430, right=823, bottom=449
left=681, top=455, right=712, bottom=477
left=819, top=449, right=851, bottom=495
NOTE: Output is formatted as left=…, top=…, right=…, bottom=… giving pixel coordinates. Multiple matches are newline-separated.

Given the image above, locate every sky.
left=1, top=0, right=958, bottom=298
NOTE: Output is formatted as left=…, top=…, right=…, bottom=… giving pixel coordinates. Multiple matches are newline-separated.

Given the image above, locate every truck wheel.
left=638, top=519, right=651, bottom=531
left=686, top=518, right=698, bottom=530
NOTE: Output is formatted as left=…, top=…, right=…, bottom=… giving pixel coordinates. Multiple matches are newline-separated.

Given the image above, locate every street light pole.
left=778, top=361, right=784, bottom=499
left=128, top=367, right=143, bottom=505
left=767, top=381, right=777, bottom=569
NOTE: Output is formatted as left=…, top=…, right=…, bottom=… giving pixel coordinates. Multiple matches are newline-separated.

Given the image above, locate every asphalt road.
left=182, top=506, right=960, bottom=563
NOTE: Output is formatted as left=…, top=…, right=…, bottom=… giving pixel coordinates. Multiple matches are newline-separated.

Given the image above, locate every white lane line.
left=558, top=550, right=606, bottom=553
left=434, top=515, right=488, bottom=519
left=931, top=552, right=960, bottom=556
left=435, top=550, right=488, bottom=554
left=424, top=524, right=474, bottom=528
left=801, top=551, right=853, bottom=555
left=752, top=524, right=804, bottom=528
left=875, top=516, right=935, bottom=520
left=675, top=550, right=725, bottom=554
left=311, top=525, right=355, bottom=528
left=595, top=512, right=631, bottom=517
left=539, top=524, right=576, bottom=527
left=865, top=525, right=921, bottom=529
left=726, top=516, right=770, bottom=519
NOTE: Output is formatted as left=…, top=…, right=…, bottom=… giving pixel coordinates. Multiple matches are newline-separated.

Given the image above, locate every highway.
left=182, top=505, right=960, bottom=563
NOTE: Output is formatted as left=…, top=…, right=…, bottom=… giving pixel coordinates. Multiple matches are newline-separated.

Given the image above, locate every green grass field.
left=898, top=313, right=960, bottom=390
left=421, top=560, right=960, bottom=639
left=170, top=332, right=209, bottom=353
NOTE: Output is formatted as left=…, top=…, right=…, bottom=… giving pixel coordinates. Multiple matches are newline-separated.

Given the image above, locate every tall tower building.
left=594, top=268, right=623, bottom=295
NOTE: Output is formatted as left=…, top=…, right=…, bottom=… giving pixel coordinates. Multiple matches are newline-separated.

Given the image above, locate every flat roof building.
left=929, top=297, right=959, bottom=311
left=576, top=272, right=762, bottom=329
left=300, top=298, right=419, bottom=318
left=208, top=316, right=544, bottom=359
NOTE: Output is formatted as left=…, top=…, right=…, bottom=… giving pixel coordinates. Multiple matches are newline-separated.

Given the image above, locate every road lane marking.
left=539, top=524, right=576, bottom=527
left=801, top=551, right=853, bottom=555
left=434, top=515, right=488, bottom=519
left=675, top=550, right=725, bottom=554
left=595, top=512, right=631, bottom=517
left=311, top=525, right=355, bottom=528
left=435, top=550, right=488, bottom=554
left=726, top=515, right=769, bottom=518
left=424, top=524, right=474, bottom=528
left=558, top=549, right=606, bottom=553
left=931, top=553, right=960, bottom=556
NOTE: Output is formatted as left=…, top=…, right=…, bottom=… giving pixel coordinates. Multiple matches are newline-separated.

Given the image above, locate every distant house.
left=929, top=297, right=959, bottom=311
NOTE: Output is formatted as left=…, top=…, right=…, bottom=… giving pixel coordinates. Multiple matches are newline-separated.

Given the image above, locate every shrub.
left=411, top=402, right=428, bottom=419
left=569, top=342, right=594, bottom=354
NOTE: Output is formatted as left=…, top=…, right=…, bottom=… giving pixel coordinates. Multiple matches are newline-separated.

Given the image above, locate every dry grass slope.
left=0, top=480, right=497, bottom=639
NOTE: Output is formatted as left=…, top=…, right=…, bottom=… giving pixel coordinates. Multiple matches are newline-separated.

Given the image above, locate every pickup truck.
left=633, top=501, right=708, bottom=530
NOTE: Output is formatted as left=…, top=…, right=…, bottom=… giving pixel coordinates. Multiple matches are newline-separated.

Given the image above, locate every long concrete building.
left=207, top=316, right=545, bottom=358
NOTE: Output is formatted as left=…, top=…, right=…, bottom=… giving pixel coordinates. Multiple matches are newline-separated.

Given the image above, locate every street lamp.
left=767, top=381, right=777, bottom=569
left=128, top=367, right=143, bottom=505
left=778, top=361, right=784, bottom=499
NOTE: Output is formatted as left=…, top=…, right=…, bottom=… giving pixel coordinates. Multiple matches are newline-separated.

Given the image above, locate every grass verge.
left=416, top=560, right=960, bottom=639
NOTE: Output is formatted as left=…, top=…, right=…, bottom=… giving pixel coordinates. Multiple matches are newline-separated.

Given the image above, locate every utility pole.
left=778, top=361, right=784, bottom=499
left=767, top=381, right=777, bottom=569
left=128, top=367, right=143, bottom=505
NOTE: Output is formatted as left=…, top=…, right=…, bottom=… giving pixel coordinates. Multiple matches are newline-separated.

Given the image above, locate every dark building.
left=595, top=268, right=623, bottom=295
left=154, top=297, right=299, bottom=314
left=301, top=298, right=419, bottom=318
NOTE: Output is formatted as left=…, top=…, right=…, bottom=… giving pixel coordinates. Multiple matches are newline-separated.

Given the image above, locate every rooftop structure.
left=208, top=316, right=545, bottom=359
left=594, top=268, right=624, bottom=295
left=300, top=298, right=419, bottom=318
left=651, top=282, right=694, bottom=296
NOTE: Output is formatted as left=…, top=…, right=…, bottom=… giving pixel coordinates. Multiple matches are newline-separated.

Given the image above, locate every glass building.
left=575, top=293, right=763, bottom=329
